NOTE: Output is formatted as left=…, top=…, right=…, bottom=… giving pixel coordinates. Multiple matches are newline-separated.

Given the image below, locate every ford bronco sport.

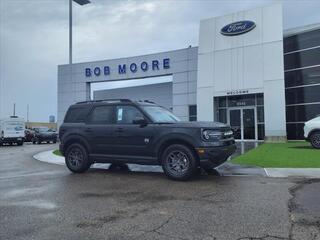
left=59, top=99, right=236, bottom=180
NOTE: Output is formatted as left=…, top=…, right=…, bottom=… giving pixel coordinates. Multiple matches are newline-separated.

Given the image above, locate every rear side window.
left=88, top=106, right=114, bottom=124
left=64, top=107, right=90, bottom=123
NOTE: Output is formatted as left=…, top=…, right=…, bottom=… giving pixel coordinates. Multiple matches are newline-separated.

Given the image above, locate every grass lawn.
left=53, top=149, right=62, bottom=157
left=231, top=141, right=320, bottom=168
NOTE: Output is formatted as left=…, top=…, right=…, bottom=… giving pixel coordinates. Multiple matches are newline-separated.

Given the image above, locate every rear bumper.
left=197, top=143, right=236, bottom=168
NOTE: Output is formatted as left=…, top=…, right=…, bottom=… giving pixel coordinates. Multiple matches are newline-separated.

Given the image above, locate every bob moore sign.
left=85, top=58, right=170, bottom=78
left=221, top=20, right=256, bottom=36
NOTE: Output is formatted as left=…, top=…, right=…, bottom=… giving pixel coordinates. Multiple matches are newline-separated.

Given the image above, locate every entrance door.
left=228, top=108, right=256, bottom=140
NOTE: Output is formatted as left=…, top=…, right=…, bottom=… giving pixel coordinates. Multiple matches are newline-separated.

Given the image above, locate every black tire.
left=161, top=144, right=198, bottom=181
left=53, top=140, right=57, bottom=144
left=37, top=139, right=41, bottom=144
left=310, top=131, right=320, bottom=149
left=65, top=143, right=91, bottom=173
left=17, top=141, right=24, bottom=146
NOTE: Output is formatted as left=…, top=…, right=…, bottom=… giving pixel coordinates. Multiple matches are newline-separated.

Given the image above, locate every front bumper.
left=196, top=143, right=236, bottom=168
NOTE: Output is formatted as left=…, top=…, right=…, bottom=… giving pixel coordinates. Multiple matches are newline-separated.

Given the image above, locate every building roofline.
left=284, top=23, right=320, bottom=37
left=58, top=46, right=198, bottom=67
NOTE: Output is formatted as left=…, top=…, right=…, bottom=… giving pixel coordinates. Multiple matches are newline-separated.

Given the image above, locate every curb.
left=264, top=168, right=320, bottom=178
left=33, top=150, right=65, bottom=165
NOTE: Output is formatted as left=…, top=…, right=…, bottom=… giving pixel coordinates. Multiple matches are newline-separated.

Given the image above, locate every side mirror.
left=132, top=118, right=148, bottom=126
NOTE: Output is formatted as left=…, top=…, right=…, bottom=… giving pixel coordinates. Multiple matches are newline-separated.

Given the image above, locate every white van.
left=0, top=117, right=25, bottom=146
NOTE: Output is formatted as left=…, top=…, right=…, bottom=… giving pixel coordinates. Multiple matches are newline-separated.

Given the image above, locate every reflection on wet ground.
left=93, top=141, right=265, bottom=176
left=230, top=141, right=262, bottom=159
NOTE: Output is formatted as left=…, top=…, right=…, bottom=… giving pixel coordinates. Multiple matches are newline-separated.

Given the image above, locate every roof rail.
left=142, top=100, right=155, bottom=104
left=76, top=99, right=132, bottom=104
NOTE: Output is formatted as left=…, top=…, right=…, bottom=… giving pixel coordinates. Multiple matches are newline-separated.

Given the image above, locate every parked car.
left=0, top=116, right=25, bottom=146
left=24, top=129, right=35, bottom=142
left=59, top=99, right=236, bottom=180
left=32, top=127, right=58, bottom=144
left=304, top=116, right=320, bottom=149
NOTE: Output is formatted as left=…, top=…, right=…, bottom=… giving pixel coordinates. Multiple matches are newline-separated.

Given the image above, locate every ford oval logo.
left=221, top=20, right=256, bottom=36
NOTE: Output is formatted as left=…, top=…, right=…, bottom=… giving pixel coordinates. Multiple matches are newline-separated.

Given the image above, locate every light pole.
left=69, top=0, right=90, bottom=65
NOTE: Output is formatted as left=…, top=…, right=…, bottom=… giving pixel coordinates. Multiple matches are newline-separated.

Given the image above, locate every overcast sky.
left=1, top=0, right=320, bottom=122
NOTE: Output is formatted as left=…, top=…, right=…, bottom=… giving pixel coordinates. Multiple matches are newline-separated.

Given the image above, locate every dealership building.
left=58, top=4, right=320, bottom=141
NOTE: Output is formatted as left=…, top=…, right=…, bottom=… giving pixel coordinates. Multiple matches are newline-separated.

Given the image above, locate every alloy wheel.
left=67, top=147, right=84, bottom=168
left=166, top=150, right=190, bottom=175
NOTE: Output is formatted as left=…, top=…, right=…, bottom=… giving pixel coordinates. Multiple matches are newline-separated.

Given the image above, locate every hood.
left=305, top=116, right=320, bottom=125
left=158, top=121, right=230, bottom=129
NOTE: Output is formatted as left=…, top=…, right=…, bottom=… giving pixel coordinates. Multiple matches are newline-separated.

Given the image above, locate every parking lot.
left=0, top=143, right=319, bottom=240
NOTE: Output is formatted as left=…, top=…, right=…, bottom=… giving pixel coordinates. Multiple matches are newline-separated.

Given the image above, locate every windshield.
left=142, top=106, right=180, bottom=123
left=5, top=122, right=24, bottom=131
left=36, top=127, right=50, bottom=133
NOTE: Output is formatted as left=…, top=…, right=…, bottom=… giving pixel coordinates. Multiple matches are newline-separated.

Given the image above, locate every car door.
left=115, top=105, right=155, bottom=158
left=85, top=105, right=118, bottom=155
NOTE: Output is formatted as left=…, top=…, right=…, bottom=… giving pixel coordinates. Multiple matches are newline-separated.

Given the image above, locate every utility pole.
left=13, top=103, right=16, bottom=117
left=27, top=104, right=29, bottom=122
left=69, top=0, right=72, bottom=65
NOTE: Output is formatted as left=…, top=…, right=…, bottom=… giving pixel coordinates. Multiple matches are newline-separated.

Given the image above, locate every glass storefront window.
left=258, top=124, right=265, bottom=140
left=227, top=94, right=255, bottom=107
left=286, top=123, right=305, bottom=140
left=284, top=29, right=320, bottom=53
left=256, top=93, right=264, bottom=106
left=218, top=109, right=227, bottom=124
left=285, top=85, right=320, bottom=105
left=285, top=66, right=320, bottom=88
left=257, top=106, right=264, bottom=123
left=284, top=47, right=320, bottom=70
left=218, top=97, right=227, bottom=107
left=214, top=93, right=265, bottom=140
left=188, top=105, right=197, bottom=121
left=286, top=104, right=320, bottom=122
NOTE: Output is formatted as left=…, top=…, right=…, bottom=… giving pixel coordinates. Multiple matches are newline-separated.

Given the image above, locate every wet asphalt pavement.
left=0, top=143, right=319, bottom=240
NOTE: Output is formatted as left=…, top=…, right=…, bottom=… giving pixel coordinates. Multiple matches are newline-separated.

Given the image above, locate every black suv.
left=59, top=99, right=236, bottom=180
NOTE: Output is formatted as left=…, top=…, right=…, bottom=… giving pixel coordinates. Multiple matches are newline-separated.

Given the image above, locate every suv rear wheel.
left=310, top=131, right=320, bottom=149
left=65, top=143, right=91, bottom=173
left=161, top=144, right=198, bottom=181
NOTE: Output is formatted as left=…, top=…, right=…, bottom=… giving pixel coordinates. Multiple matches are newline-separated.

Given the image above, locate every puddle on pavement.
left=6, top=199, right=57, bottom=210
left=2, top=187, right=45, bottom=199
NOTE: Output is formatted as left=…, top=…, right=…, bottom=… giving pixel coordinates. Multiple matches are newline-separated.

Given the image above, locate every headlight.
left=224, top=130, right=233, bottom=137
left=202, top=129, right=222, bottom=141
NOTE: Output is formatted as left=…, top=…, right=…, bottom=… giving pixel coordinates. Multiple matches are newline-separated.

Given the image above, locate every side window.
left=89, top=106, right=114, bottom=124
left=116, top=106, right=144, bottom=124
left=64, top=107, right=90, bottom=123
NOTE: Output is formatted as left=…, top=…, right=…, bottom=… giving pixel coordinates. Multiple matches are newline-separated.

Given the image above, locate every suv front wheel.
left=310, top=131, right=320, bottom=149
left=161, top=144, right=198, bottom=181
left=65, top=143, right=91, bottom=173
